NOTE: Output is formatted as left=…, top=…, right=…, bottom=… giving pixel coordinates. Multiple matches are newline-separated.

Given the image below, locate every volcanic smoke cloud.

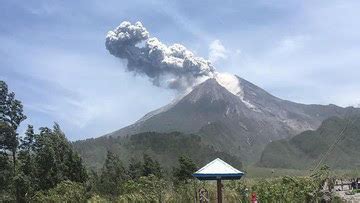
left=105, top=21, right=217, bottom=90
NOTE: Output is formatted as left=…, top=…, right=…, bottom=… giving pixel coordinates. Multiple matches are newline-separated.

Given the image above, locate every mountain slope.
left=258, top=116, right=360, bottom=169
left=103, top=76, right=357, bottom=162
left=73, top=131, right=242, bottom=171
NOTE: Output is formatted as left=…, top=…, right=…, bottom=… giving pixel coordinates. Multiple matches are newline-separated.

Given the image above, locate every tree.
left=15, top=125, right=37, bottom=202
left=0, top=81, right=27, bottom=174
left=127, top=157, right=143, bottom=180
left=0, top=81, right=26, bottom=202
left=33, top=124, right=87, bottom=191
left=0, top=152, right=12, bottom=201
left=18, top=125, right=35, bottom=176
left=0, top=123, right=13, bottom=190
left=98, top=151, right=128, bottom=198
left=142, top=154, right=162, bottom=178
left=173, top=155, right=197, bottom=184
left=65, top=152, right=88, bottom=183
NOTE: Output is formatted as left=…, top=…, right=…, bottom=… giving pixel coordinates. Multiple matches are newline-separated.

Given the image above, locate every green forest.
left=259, top=116, right=360, bottom=169
left=0, top=80, right=358, bottom=202
left=73, top=132, right=242, bottom=171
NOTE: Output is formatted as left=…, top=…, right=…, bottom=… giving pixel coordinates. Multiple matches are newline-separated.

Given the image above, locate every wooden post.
left=194, top=180, right=197, bottom=203
left=217, top=179, right=222, bottom=203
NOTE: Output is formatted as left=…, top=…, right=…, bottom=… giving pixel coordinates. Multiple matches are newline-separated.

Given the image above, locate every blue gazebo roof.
left=193, top=158, right=244, bottom=180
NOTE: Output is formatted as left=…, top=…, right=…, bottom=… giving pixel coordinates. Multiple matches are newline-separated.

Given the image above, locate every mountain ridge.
left=258, top=115, right=360, bottom=169
left=101, top=75, right=358, bottom=162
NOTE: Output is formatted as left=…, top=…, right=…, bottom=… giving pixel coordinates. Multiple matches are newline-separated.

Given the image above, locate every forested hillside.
left=258, top=116, right=360, bottom=169
left=73, top=131, right=242, bottom=171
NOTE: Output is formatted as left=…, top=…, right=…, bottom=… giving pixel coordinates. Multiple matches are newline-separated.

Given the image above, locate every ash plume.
left=105, top=21, right=216, bottom=90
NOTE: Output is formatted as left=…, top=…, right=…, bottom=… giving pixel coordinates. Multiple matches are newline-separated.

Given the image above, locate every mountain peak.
left=184, top=77, right=239, bottom=103
left=103, top=75, right=358, bottom=162
left=214, top=73, right=243, bottom=96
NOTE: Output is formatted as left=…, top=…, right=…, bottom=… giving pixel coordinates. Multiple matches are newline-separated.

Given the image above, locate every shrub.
left=31, top=180, right=86, bottom=202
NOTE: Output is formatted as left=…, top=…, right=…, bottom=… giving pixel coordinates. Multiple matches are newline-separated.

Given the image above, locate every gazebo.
left=193, top=158, right=244, bottom=203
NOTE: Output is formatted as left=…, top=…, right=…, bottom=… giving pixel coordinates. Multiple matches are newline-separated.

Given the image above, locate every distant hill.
left=258, top=116, right=360, bottom=169
left=102, top=76, right=359, bottom=163
left=72, top=131, right=242, bottom=171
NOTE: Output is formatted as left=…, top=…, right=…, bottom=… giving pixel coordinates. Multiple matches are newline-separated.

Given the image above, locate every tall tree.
left=0, top=81, right=27, bottom=174
left=16, top=125, right=36, bottom=202
left=142, top=154, right=162, bottom=178
left=33, top=124, right=87, bottom=191
left=18, top=125, right=35, bottom=176
left=99, top=151, right=127, bottom=197
left=0, top=148, right=12, bottom=199
left=173, top=155, right=197, bottom=184
left=127, top=157, right=143, bottom=180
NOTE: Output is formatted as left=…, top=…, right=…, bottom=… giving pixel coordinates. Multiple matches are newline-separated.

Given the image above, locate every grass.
left=242, top=166, right=308, bottom=179
left=241, top=166, right=360, bottom=179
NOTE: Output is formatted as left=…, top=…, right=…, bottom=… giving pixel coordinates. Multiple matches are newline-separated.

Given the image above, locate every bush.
left=31, top=180, right=86, bottom=202
left=118, top=175, right=167, bottom=202
left=251, top=176, right=318, bottom=202
left=87, top=195, right=108, bottom=203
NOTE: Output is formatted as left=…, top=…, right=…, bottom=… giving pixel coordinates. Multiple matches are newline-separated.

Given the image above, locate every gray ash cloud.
left=105, top=21, right=216, bottom=91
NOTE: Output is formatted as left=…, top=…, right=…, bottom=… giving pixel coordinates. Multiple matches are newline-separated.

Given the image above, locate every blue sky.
left=1, top=0, right=360, bottom=140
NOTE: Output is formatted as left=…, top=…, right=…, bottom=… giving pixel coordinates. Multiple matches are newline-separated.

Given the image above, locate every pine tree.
left=173, top=155, right=197, bottom=184
left=99, top=151, right=127, bottom=197
left=16, top=125, right=36, bottom=202
left=142, top=154, right=162, bottom=178
left=0, top=81, right=27, bottom=174
left=33, top=124, right=87, bottom=191
left=128, top=157, right=143, bottom=180
left=0, top=81, right=26, bottom=202
left=18, top=125, right=35, bottom=176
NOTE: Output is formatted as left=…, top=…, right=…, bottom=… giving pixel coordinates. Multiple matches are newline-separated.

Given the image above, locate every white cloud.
left=209, top=39, right=228, bottom=63
left=275, top=35, right=308, bottom=55
left=235, top=49, right=242, bottom=55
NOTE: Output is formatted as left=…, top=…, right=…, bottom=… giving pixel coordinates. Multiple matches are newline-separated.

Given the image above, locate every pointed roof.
left=193, top=158, right=244, bottom=180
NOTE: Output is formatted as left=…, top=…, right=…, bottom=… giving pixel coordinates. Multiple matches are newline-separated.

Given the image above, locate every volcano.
left=105, top=75, right=358, bottom=162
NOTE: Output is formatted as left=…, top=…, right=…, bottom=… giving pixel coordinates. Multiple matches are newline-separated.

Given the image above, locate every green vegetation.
left=259, top=116, right=360, bottom=169
left=0, top=81, right=87, bottom=202
left=32, top=180, right=87, bottom=202
left=73, top=131, right=243, bottom=171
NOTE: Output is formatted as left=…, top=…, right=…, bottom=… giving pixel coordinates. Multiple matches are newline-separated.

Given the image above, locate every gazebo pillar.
left=217, top=179, right=222, bottom=203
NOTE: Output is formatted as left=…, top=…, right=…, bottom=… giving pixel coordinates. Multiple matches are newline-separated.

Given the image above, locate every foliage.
left=168, top=180, right=203, bottom=203
left=98, top=151, right=128, bottom=198
left=0, top=81, right=27, bottom=129
left=259, top=116, right=360, bottom=169
left=32, top=180, right=86, bottom=202
left=142, top=153, right=163, bottom=178
left=73, top=131, right=242, bottom=171
left=0, top=80, right=27, bottom=177
left=87, top=195, right=108, bottom=203
left=0, top=80, right=27, bottom=201
left=0, top=154, right=12, bottom=190
left=0, top=81, right=88, bottom=202
left=251, top=176, right=317, bottom=202
left=32, top=124, right=88, bottom=191
left=127, top=157, right=143, bottom=180
left=172, top=155, right=197, bottom=184
left=246, top=166, right=334, bottom=203
left=119, top=175, right=168, bottom=202
left=0, top=154, right=14, bottom=202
